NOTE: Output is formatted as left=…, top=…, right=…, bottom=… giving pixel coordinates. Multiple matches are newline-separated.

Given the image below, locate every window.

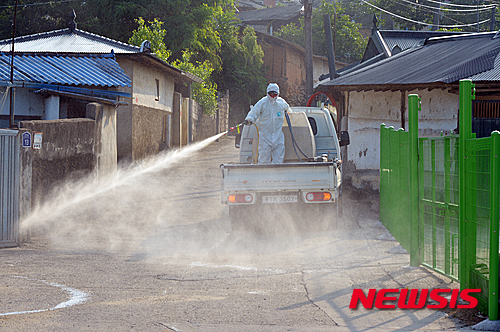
left=307, top=117, right=318, bottom=136
left=155, top=79, right=160, bottom=101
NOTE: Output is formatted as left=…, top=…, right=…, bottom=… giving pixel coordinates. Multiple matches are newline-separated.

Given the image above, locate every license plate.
left=262, top=195, right=297, bottom=204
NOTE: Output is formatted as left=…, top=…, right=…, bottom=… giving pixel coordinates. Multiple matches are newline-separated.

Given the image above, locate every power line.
left=396, top=0, right=495, bottom=13
left=361, top=0, right=491, bottom=27
left=423, top=0, right=495, bottom=8
left=0, top=0, right=78, bottom=9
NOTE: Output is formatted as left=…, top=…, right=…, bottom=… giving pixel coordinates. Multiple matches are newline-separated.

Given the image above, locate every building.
left=0, top=52, right=131, bottom=128
left=256, top=31, right=347, bottom=106
left=315, top=31, right=500, bottom=190
left=0, top=24, right=203, bottom=162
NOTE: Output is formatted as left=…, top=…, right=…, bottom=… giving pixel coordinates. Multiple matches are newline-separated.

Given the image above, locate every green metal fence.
left=419, top=135, right=460, bottom=281
left=379, top=80, right=500, bottom=319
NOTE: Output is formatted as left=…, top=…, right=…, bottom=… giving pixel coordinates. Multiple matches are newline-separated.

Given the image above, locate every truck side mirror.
left=340, top=131, right=350, bottom=146
left=235, top=133, right=241, bottom=148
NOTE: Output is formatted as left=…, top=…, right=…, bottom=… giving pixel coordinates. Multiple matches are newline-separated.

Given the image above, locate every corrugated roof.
left=0, top=29, right=139, bottom=54
left=379, top=30, right=466, bottom=53
left=237, top=4, right=303, bottom=22
left=0, top=28, right=202, bottom=85
left=0, top=53, right=131, bottom=87
left=317, top=32, right=500, bottom=90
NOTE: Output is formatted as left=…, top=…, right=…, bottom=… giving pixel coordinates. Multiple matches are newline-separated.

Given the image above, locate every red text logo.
left=349, top=289, right=481, bottom=309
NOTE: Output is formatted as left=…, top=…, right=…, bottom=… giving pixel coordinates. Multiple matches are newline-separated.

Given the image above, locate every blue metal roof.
left=0, top=52, right=131, bottom=87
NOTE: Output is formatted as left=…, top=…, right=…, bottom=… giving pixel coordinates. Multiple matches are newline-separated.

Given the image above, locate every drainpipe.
left=188, top=83, right=193, bottom=144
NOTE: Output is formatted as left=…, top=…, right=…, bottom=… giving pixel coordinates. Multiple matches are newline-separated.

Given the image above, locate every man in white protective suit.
left=243, top=83, right=290, bottom=164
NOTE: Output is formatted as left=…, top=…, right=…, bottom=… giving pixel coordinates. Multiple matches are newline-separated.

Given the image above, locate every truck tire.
left=295, top=202, right=338, bottom=233
left=229, top=205, right=252, bottom=233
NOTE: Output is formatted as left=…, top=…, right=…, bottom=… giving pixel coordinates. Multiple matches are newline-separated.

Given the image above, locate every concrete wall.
left=19, top=119, right=96, bottom=206
left=344, top=88, right=458, bottom=190
left=86, top=103, right=118, bottom=178
left=116, top=58, right=174, bottom=162
left=131, top=104, right=170, bottom=161
left=191, top=92, right=230, bottom=142
left=18, top=103, right=117, bottom=205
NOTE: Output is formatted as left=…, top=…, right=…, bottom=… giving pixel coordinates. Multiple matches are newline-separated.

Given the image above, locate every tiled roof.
left=236, top=4, right=303, bottom=23
left=317, top=32, right=500, bottom=90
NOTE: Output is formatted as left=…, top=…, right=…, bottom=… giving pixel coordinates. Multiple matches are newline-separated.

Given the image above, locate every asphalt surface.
left=0, top=135, right=488, bottom=331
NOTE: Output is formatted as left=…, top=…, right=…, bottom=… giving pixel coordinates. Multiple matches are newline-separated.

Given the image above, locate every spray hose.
left=285, top=111, right=310, bottom=162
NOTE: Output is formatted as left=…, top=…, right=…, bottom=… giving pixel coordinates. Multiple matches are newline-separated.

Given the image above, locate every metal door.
left=0, top=129, right=19, bottom=248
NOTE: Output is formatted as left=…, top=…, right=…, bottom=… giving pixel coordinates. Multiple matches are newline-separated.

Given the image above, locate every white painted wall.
left=347, top=88, right=458, bottom=171
left=0, top=87, right=44, bottom=117
left=131, top=63, right=175, bottom=113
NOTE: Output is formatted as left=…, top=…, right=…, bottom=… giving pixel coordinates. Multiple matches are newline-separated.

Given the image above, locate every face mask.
left=267, top=91, right=278, bottom=103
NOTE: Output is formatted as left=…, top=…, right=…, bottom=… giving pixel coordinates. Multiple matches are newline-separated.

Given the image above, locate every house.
left=361, top=21, right=465, bottom=63
left=0, top=51, right=132, bottom=219
left=256, top=31, right=347, bottom=106
left=314, top=31, right=500, bottom=190
left=0, top=52, right=131, bottom=128
left=235, top=0, right=265, bottom=11
left=236, top=4, right=304, bottom=35
left=0, top=23, right=203, bottom=162
left=320, top=21, right=465, bottom=81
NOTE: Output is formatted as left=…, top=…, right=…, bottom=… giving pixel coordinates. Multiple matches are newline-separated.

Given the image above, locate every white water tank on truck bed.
left=282, top=111, right=316, bottom=162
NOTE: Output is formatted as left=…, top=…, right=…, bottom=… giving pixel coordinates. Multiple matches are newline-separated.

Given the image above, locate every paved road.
left=0, top=136, right=476, bottom=331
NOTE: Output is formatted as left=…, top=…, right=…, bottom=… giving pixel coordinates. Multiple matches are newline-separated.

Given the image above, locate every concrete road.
left=0, top=136, right=476, bottom=331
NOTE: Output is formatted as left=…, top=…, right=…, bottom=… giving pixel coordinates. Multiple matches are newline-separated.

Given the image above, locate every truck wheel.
left=229, top=205, right=250, bottom=233
left=324, top=202, right=338, bottom=230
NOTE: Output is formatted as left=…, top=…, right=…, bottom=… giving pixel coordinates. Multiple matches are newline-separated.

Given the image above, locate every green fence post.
left=380, top=124, right=387, bottom=226
left=459, top=79, right=474, bottom=289
left=489, top=131, right=500, bottom=320
left=409, top=94, right=421, bottom=267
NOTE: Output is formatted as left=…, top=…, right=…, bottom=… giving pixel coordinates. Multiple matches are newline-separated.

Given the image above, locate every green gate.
left=418, top=135, right=460, bottom=281
left=379, top=80, right=500, bottom=318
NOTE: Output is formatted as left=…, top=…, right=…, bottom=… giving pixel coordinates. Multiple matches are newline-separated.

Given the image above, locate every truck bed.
left=221, top=161, right=340, bottom=194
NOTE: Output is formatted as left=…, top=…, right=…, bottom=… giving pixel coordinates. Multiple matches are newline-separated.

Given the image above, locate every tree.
left=0, top=0, right=266, bottom=119
left=275, top=0, right=367, bottom=63
left=128, top=17, right=218, bottom=115
left=211, top=7, right=267, bottom=124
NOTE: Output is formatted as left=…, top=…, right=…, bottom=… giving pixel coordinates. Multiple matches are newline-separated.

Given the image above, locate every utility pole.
left=9, top=0, right=18, bottom=128
left=303, top=0, right=313, bottom=98
left=491, top=6, right=496, bottom=31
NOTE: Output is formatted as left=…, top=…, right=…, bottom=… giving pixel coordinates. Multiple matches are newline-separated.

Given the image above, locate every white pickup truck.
left=220, top=106, right=349, bottom=233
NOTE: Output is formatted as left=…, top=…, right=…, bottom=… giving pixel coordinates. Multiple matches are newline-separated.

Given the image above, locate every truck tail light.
left=306, top=192, right=332, bottom=202
left=228, top=194, right=253, bottom=203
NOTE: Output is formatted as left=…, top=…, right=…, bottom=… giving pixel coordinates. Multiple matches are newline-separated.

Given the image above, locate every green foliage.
left=128, top=18, right=171, bottom=60
left=275, top=0, right=367, bottom=63
left=128, top=18, right=218, bottom=115
left=0, top=0, right=266, bottom=119
left=211, top=6, right=267, bottom=124
left=171, top=51, right=218, bottom=116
